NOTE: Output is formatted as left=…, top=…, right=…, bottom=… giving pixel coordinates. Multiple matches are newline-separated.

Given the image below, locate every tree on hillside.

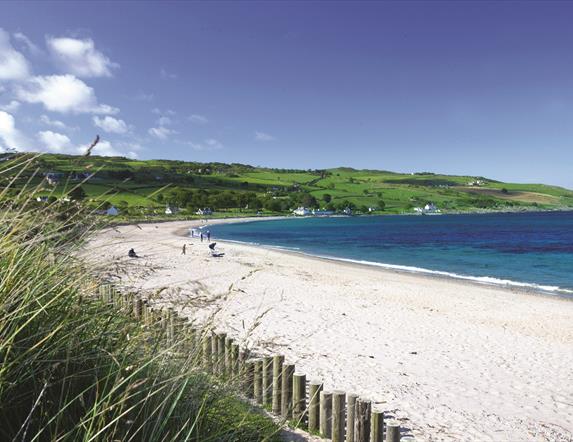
left=323, top=193, right=332, bottom=203
left=378, top=200, right=386, bottom=211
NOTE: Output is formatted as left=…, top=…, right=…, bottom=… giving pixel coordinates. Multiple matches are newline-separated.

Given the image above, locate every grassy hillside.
left=2, top=152, right=572, bottom=219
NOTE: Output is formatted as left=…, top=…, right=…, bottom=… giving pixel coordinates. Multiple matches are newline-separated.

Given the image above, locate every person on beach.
left=206, top=230, right=211, bottom=241
left=200, top=232, right=204, bottom=242
left=128, top=248, right=138, bottom=258
left=182, top=244, right=186, bottom=255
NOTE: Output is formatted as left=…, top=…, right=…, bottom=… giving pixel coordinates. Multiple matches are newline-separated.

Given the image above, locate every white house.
left=106, top=206, right=119, bottom=216
left=342, top=207, right=353, bottom=215
left=293, top=207, right=311, bottom=216
left=424, top=203, right=439, bottom=213
left=165, top=206, right=179, bottom=215
left=196, top=208, right=213, bottom=216
left=312, top=209, right=334, bottom=216
left=414, top=203, right=440, bottom=214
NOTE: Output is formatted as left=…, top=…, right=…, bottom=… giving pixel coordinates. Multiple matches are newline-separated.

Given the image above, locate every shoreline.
left=85, top=220, right=573, bottom=441
left=181, top=216, right=573, bottom=301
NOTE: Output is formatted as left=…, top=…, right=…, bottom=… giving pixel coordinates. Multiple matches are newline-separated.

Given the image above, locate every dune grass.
left=0, top=157, right=281, bottom=441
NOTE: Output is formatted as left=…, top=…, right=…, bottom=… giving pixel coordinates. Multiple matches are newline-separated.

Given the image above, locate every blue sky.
left=0, top=1, right=572, bottom=188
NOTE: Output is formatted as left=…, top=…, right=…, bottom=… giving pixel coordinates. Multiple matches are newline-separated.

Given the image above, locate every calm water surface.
left=207, top=212, right=573, bottom=296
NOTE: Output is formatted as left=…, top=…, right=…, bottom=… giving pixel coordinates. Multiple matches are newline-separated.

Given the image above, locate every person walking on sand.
left=182, top=244, right=186, bottom=255
left=200, top=232, right=204, bottom=242
left=206, top=230, right=211, bottom=241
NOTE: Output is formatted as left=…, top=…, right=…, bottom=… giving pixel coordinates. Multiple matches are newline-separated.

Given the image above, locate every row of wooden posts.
left=99, top=284, right=408, bottom=442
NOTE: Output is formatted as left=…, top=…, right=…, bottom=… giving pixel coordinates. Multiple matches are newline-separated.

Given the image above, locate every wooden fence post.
left=202, top=334, right=212, bottom=372
left=230, top=343, right=240, bottom=377
left=211, top=332, right=219, bottom=374
left=346, top=393, right=358, bottom=442
left=272, top=355, right=284, bottom=414
left=371, top=410, right=384, bottom=442
left=292, top=374, right=307, bottom=427
left=133, top=298, right=143, bottom=319
left=225, top=336, right=233, bottom=376
left=332, top=390, right=346, bottom=442
left=320, top=391, right=333, bottom=438
left=245, top=360, right=255, bottom=398
left=354, top=398, right=371, bottom=442
left=308, top=382, right=323, bottom=432
left=217, top=333, right=227, bottom=376
left=262, top=356, right=273, bottom=406
left=385, top=420, right=400, bottom=442
left=281, top=363, right=295, bottom=418
left=254, top=359, right=263, bottom=403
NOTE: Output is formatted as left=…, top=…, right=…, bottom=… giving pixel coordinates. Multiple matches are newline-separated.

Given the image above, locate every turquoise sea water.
left=207, top=212, right=573, bottom=296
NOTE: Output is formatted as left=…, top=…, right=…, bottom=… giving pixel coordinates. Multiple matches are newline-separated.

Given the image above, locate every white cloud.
left=39, top=114, right=71, bottom=130
left=16, top=74, right=119, bottom=114
left=0, top=111, right=28, bottom=151
left=148, top=126, right=175, bottom=140
left=13, top=32, right=41, bottom=55
left=47, top=36, right=118, bottom=78
left=37, top=130, right=72, bottom=152
left=189, top=114, right=208, bottom=125
left=77, top=139, right=121, bottom=157
left=160, top=68, right=177, bottom=80
left=0, top=100, right=20, bottom=112
left=93, top=115, right=129, bottom=134
left=187, top=138, right=223, bottom=151
left=0, top=28, right=30, bottom=80
left=255, top=131, right=276, bottom=141
left=151, top=108, right=175, bottom=116
left=156, top=116, right=171, bottom=126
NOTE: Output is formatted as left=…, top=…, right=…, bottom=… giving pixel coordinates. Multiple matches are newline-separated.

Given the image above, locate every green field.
left=2, top=152, right=573, bottom=218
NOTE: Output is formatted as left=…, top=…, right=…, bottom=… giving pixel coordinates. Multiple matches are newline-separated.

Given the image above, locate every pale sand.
left=85, top=219, right=573, bottom=442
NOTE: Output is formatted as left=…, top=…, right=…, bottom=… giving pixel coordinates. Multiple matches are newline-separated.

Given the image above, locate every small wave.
left=212, top=236, right=573, bottom=296
left=313, top=255, right=573, bottom=295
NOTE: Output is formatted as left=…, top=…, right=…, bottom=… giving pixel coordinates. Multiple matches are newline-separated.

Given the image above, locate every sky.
left=0, top=1, right=572, bottom=188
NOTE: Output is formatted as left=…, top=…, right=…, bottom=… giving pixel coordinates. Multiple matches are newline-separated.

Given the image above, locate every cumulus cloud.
left=148, top=126, right=175, bottom=140
left=37, top=130, right=72, bottom=152
left=77, top=139, right=122, bottom=157
left=93, top=115, right=129, bottom=134
left=151, top=108, right=175, bottom=116
left=254, top=131, right=276, bottom=141
left=13, top=32, right=41, bottom=55
left=0, top=111, right=29, bottom=151
left=0, top=100, right=20, bottom=112
left=47, top=36, right=118, bottom=77
left=16, top=74, right=118, bottom=114
left=189, top=114, right=208, bottom=125
left=187, top=138, right=223, bottom=151
left=0, top=28, right=30, bottom=80
left=156, top=116, right=171, bottom=126
left=39, top=114, right=71, bottom=131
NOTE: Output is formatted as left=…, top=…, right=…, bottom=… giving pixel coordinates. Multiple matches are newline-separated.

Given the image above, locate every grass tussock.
left=0, top=155, right=280, bottom=441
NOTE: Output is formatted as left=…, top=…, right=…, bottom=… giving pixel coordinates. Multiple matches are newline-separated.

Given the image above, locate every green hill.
left=2, top=152, right=572, bottom=218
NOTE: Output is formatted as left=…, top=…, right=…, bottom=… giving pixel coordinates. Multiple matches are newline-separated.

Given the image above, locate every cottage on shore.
left=293, top=207, right=311, bottom=216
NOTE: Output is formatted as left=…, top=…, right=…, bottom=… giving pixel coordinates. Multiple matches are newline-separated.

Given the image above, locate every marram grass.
left=0, top=155, right=280, bottom=441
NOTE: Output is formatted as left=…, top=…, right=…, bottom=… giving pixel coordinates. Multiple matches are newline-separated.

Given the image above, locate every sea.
left=207, top=211, right=573, bottom=297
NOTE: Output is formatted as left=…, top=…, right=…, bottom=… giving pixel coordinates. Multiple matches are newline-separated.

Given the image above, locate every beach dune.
left=85, top=220, right=573, bottom=442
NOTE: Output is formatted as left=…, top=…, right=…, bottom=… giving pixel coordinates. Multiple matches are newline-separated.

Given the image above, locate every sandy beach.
left=85, top=219, right=573, bottom=442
